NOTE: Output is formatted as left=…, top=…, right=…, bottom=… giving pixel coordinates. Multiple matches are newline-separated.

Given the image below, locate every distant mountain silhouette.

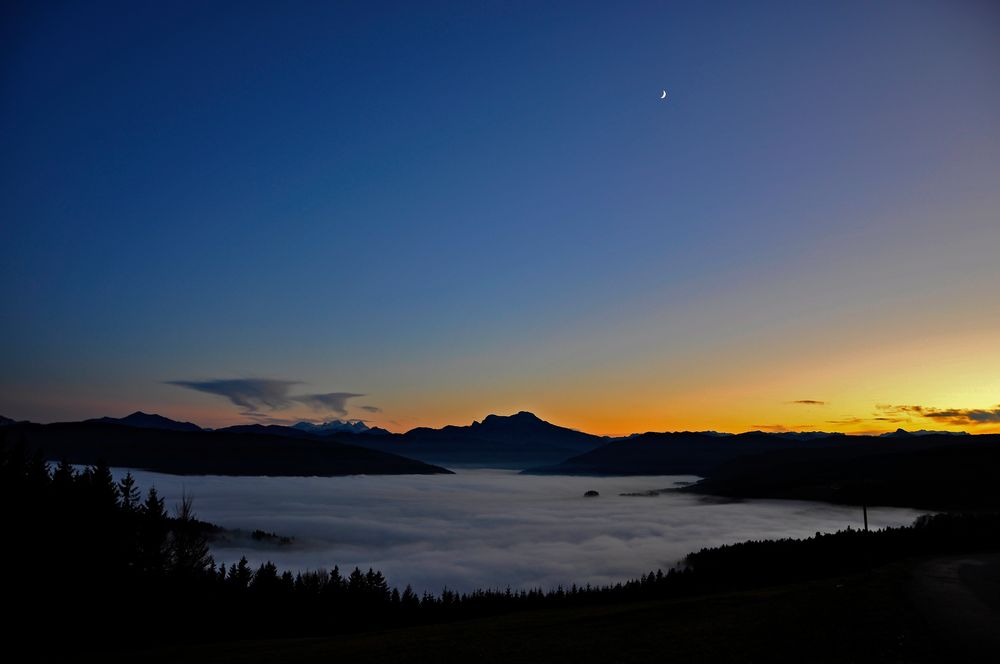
left=293, top=420, right=373, bottom=434
left=3, top=411, right=607, bottom=471
left=345, top=411, right=607, bottom=468
left=214, top=423, right=319, bottom=439
left=527, top=428, right=1000, bottom=509
left=683, top=433, right=1000, bottom=510
left=524, top=431, right=842, bottom=476
left=9, top=408, right=987, bottom=481
left=2, top=421, right=450, bottom=476
left=879, top=428, right=969, bottom=437
left=745, top=430, right=847, bottom=441
left=526, top=429, right=987, bottom=478
left=408, top=411, right=599, bottom=445
left=87, top=411, right=202, bottom=432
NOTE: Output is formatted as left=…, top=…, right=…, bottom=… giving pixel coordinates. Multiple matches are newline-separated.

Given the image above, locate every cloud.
left=165, top=379, right=299, bottom=412
left=167, top=378, right=367, bottom=419
left=292, top=392, right=364, bottom=417
left=827, top=415, right=904, bottom=425
left=876, top=403, right=1000, bottom=426
left=789, top=400, right=827, bottom=406
left=112, top=469, right=926, bottom=594
left=358, top=405, right=382, bottom=413
left=238, top=413, right=298, bottom=426
left=750, top=423, right=814, bottom=432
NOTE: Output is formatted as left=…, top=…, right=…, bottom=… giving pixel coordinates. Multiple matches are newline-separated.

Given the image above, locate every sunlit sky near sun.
left=2, top=1, right=999, bottom=435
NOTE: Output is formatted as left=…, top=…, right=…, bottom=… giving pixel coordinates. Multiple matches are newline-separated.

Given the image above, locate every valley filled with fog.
left=114, top=468, right=927, bottom=593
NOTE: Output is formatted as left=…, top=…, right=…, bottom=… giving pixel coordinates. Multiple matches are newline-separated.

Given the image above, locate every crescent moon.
left=660, top=90, right=667, bottom=100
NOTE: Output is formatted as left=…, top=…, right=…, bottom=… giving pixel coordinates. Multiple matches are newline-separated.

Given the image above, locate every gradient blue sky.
left=3, top=1, right=999, bottom=433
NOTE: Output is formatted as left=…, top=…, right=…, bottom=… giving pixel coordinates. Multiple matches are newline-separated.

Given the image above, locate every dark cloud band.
left=292, top=392, right=364, bottom=417
left=166, top=378, right=371, bottom=419
left=876, top=403, right=1000, bottom=425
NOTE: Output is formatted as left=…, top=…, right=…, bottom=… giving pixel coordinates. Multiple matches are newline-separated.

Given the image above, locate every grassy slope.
left=130, top=562, right=940, bottom=664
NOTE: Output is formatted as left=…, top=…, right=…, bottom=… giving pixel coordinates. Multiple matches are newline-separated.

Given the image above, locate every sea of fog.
left=111, top=468, right=927, bottom=593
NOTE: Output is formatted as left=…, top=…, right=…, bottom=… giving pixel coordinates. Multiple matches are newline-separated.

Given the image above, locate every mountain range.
left=0, top=417, right=450, bottom=477
left=87, top=411, right=203, bottom=432
left=682, top=432, right=1000, bottom=510
left=291, top=420, right=390, bottom=435
left=372, top=411, right=607, bottom=468
left=3, top=410, right=995, bottom=510
left=879, top=428, right=970, bottom=437
left=94, top=410, right=608, bottom=469
left=524, top=431, right=834, bottom=476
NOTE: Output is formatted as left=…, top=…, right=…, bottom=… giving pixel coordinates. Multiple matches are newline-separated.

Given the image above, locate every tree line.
left=2, top=438, right=999, bottom=655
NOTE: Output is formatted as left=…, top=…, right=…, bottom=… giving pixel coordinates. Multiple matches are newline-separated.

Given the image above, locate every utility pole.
left=862, top=474, right=869, bottom=532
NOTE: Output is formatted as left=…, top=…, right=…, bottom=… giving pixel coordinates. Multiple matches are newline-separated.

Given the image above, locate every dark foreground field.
left=128, top=554, right=1000, bottom=664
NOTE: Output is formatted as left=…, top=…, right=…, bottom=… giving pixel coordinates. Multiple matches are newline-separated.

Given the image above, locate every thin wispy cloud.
left=789, top=400, right=827, bottom=406
left=751, top=424, right=815, bottom=432
left=358, top=405, right=382, bottom=413
left=291, top=392, right=364, bottom=418
left=238, top=414, right=298, bottom=426
left=827, top=415, right=904, bottom=425
left=876, top=403, right=1000, bottom=426
left=165, top=379, right=299, bottom=412
left=167, top=378, right=368, bottom=420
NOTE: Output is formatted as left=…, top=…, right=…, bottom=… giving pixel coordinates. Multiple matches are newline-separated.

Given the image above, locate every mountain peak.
left=481, top=411, right=542, bottom=424
left=880, top=428, right=969, bottom=438
left=90, top=412, right=202, bottom=432
left=292, top=420, right=372, bottom=434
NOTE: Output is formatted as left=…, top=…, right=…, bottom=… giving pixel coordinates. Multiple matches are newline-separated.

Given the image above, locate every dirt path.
left=908, top=553, right=1000, bottom=661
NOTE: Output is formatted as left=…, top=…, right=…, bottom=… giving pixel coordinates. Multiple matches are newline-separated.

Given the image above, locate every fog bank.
left=113, top=469, right=926, bottom=593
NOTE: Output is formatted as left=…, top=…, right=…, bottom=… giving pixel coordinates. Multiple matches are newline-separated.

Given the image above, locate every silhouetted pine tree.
left=169, top=494, right=213, bottom=579
left=86, top=460, right=120, bottom=513
left=228, top=556, right=254, bottom=590
left=347, top=567, right=366, bottom=597
left=251, top=561, right=281, bottom=595
left=138, top=486, right=170, bottom=576
left=118, top=472, right=141, bottom=513
left=51, top=458, right=74, bottom=495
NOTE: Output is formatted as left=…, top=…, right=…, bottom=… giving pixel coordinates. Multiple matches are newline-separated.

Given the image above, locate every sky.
left=2, top=1, right=999, bottom=435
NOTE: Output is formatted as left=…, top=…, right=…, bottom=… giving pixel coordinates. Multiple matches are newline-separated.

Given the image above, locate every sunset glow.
left=2, top=1, right=997, bottom=437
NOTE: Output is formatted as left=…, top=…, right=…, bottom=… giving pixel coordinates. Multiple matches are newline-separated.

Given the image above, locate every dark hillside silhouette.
left=87, top=411, right=203, bottom=432
left=684, top=435, right=1000, bottom=510
left=348, top=411, right=607, bottom=468
left=525, top=431, right=825, bottom=475
left=3, top=411, right=607, bottom=471
left=2, top=421, right=451, bottom=476
left=527, top=430, right=995, bottom=479
left=213, top=423, right=322, bottom=438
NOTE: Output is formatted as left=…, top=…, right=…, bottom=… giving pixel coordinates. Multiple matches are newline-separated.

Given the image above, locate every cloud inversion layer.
left=115, top=469, right=926, bottom=594
left=166, top=378, right=369, bottom=418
